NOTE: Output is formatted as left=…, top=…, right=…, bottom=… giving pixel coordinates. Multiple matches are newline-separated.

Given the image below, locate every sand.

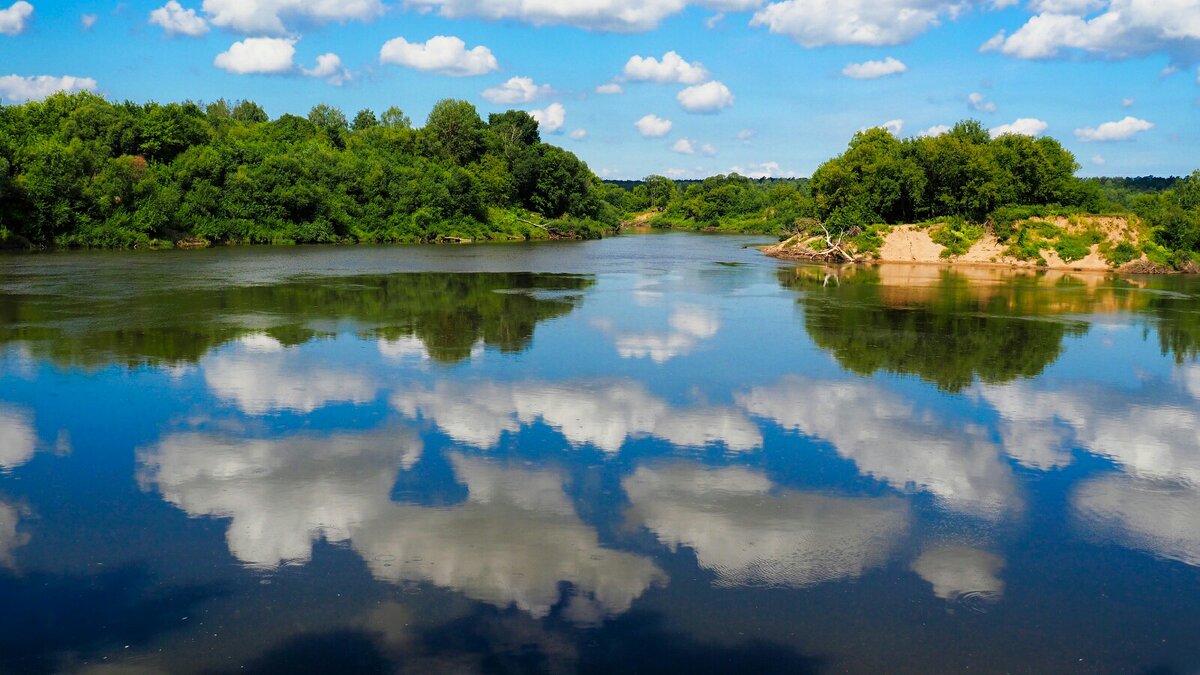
left=765, top=217, right=1144, bottom=273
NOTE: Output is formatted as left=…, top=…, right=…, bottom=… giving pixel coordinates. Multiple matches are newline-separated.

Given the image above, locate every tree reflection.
left=0, top=272, right=592, bottom=367
left=780, top=265, right=1101, bottom=392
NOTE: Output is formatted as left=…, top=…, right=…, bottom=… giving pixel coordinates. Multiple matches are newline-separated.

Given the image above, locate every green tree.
left=424, top=99, right=485, bottom=165
left=380, top=106, right=411, bottom=129
left=231, top=100, right=269, bottom=124
left=352, top=108, right=379, bottom=131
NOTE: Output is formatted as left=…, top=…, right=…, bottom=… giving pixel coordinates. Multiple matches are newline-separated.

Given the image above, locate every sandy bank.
left=764, top=216, right=1146, bottom=273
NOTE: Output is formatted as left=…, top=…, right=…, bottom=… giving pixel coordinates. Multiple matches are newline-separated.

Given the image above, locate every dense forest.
left=0, top=92, right=624, bottom=248
left=2, top=95, right=1199, bottom=264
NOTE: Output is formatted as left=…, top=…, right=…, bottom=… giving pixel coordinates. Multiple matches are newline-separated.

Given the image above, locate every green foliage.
left=0, top=92, right=616, bottom=248
left=1053, top=228, right=1104, bottom=262
left=930, top=217, right=985, bottom=257
left=1099, top=240, right=1139, bottom=267
left=811, top=119, right=1084, bottom=230
left=847, top=224, right=891, bottom=255
left=627, top=174, right=815, bottom=234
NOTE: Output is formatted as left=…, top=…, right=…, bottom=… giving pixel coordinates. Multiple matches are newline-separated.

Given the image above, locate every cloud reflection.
left=392, top=380, right=761, bottom=453
left=739, top=376, right=1019, bottom=518
left=623, top=462, right=908, bottom=588
left=203, top=335, right=379, bottom=414
left=0, top=404, right=35, bottom=471
left=910, top=545, right=1005, bottom=602
left=612, top=306, right=720, bottom=363
left=139, top=431, right=664, bottom=623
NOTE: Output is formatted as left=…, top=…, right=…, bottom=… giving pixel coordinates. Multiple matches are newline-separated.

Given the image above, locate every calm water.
left=2, top=233, right=1200, bottom=674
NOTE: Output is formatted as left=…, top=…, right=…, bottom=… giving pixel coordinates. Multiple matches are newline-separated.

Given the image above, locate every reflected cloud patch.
left=1074, top=475, right=1200, bottom=568
left=739, top=376, right=1019, bottom=518
left=624, top=462, right=908, bottom=588
left=0, top=404, right=36, bottom=471
left=392, top=379, right=761, bottom=453
left=611, top=306, right=720, bottom=363
left=911, top=545, right=1005, bottom=603
left=203, top=335, right=378, bottom=414
left=139, top=432, right=664, bottom=623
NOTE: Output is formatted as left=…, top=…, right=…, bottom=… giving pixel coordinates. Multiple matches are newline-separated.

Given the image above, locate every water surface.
left=2, top=234, right=1200, bottom=673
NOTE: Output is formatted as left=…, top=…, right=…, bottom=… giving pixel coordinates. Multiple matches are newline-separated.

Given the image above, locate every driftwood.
left=765, top=222, right=859, bottom=263
left=515, top=217, right=549, bottom=231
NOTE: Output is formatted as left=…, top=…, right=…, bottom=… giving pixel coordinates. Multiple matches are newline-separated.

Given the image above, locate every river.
left=1, top=233, right=1199, bottom=673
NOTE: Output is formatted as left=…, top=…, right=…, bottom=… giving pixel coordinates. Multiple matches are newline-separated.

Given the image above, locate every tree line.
left=0, top=92, right=624, bottom=248
left=624, top=120, right=1200, bottom=267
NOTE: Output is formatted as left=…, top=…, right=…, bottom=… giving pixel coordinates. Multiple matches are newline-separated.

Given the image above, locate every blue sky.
left=1, top=0, right=1197, bottom=178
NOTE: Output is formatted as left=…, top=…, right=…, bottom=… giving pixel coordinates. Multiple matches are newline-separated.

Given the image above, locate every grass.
left=1053, top=228, right=1104, bottom=262
left=848, top=224, right=892, bottom=255
left=1098, top=240, right=1139, bottom=267
left=930, top=218, right=985, bottom=257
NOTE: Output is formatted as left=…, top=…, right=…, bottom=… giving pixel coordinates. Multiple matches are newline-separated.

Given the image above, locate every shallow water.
left=2, top=234, right=1200, bottom=674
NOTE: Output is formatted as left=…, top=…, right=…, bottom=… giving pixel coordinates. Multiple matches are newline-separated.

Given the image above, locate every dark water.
left=2, top=233, right=1200, bottom=674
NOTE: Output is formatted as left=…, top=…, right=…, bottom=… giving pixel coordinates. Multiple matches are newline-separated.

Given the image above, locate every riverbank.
left=762, top=215, right=1182, bottom=273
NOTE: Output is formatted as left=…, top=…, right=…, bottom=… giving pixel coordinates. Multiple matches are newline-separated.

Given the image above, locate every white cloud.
left=0, top=74, right=97, bottom=103
left=377, top=336, right=430, bottom=362
left=1092, top=153, right=1106, bottom=165
left=81, top=13, right=97, bottom=30
left=968, top=91, right=996, bottom=112
left=482, top=76, right=552, bottom=104
left=393, top=379, right=762, bottom=453
left=978, top=376, right=1200, bottom=483
left=919, top=124, right=951, bottom=137
left=203, top=335, right=378, bottom=414
left=0, top=1, right=33, bottom=36
left=200, top=0, right=384, bottom=34
left=635, top=113, right=673, bottom=137
left=149, top=1, right=208, bottom=36
left=981, top=0, right=1200, bottom=62
left=739, top=376, right=1020, bottom=518
left=569, top=128, right=588, bottom=140
left=623, top=51, right=710, bottom=84
left=1074, top=115, right=1153, bottom=141
left=301, top=52, right=349, bottom=85
left=911, top=545, right=1005, bottom=602
left=214, top=37, right=296, bottom=74
left=595, top=82, right=624, bottom=94
left=140, top=430, right=665, bottom=622
left=862, top=119, right=904, bottom=135
left=529, top=102, right=566, bottom=133
left=604, top=305, right=721, bottom=361
left=728, top=161, right=795, bottom=178
left=1122, top=97, right=1135, bottom=107
left=1074, top=474, right=1200, bottom=567
left=670, top=138, right=717, bottom=156
left=841, top=56, right=907, bottom=79
left=737, top=128, right=756, bottom=142
left=624, top=462, right=909, bottom=588
left=0, top=405, right=35, bottom=471
left=379, top=35, right=498, bottom=77
left=705, top=11, right=725, bottom=28
left=751, top=0, right=962, bottom=47
left=989, top=117, right=1048, bottom=138
left=677, top=80, right=734, bottom=112
left=404, top=0, right=687, bottom=32
left=1028, top=0, right=1104, bottom=10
